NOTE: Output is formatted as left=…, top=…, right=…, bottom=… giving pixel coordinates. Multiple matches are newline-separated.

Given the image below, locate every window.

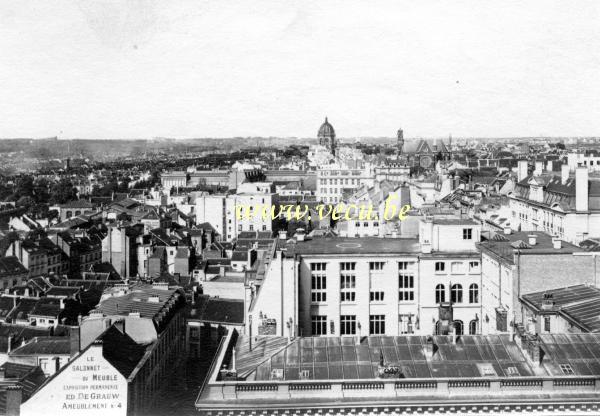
left=453, top=320, right=464, bottom=335
left=370, top=291, right=384, bottom=302
left=312, top=315, right=327, bottom=335
left=369, top=315, right=385, bottom=335
left=463, top=228, right=473, bottom=240
left=435, top=284, right=445, bottom=303
left=340, top=315, right=356, bottom=335
left=249, top=225, right=254, bottom=231
left=435, top=262, right=445, bottom=272
left=369, top=261, right=385, bottom=271
left=451, top=284, right=463, bottom=303
left=341, top=274, right=356, bottom=302
left=469, top=261, right=480, bottom=273
left=262, top=225, right=267, bottom=231
left=544, top=316, right=551, bottom=332
left=469, top=319, right=478, bottom=335
left=310, top=263, right=327, bottom=303
left=506, top=366, right=519, bottom=376
left=469, top=284, right=479, bottom=303
left=356, top=221, right=361, bottom=227
left=399, top=272, right=414, bottom=302
left=238, top=225, right=242, bottom=232
left=451, top=262, right=465, bottom=274
left=560, top=364, right=574, bottom=375
left=399, top=314, right=414, bottom=334
left=340, top=262, right=356, bottom=302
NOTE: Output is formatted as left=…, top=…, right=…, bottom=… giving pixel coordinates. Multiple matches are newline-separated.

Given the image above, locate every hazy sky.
left=1, top=0, right=600, bottom=139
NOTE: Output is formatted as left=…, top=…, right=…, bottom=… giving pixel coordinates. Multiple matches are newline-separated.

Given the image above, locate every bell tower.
left=397, top=128, right=404, bottom=154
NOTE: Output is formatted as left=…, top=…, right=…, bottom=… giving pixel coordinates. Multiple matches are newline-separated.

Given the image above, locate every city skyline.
left=2, top=0, right=600, bottom=140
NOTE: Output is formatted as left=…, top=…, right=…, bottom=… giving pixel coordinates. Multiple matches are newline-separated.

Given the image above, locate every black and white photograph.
left=1, top=1, right=600, bottom=415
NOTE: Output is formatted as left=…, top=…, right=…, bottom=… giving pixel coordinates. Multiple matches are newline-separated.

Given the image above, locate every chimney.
left=5, top=385, right=21, bottom=416
left=546, top=160, right=553, bottom=172
left=278, top=230, right=287, bottom=240
left=534, top=161, right=543, bottom=176
left=517, top=160, right=528, bottom=182
left=561, top=164, right=570, bottom=185
left=450, top=326, right=457, bottom=345
left=424, top=336, right=435, bottom=359
left=69, top=326, right=80, bottom=357
left=575, top=166, right=589, bottom=212
left=503, top=226, right=512, bottom=235
left=527, top=234, right=537, bottom=246
left=541, top=293, right=554, bottom=310
left=7, top=335, right=12, bottom=353
left=552, top=237, right=562, bottom=250
left=420, top=217, right=434, bottom=254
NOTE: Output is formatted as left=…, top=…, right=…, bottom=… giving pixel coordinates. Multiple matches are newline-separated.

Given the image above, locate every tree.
left=49, top=179, right=78, bottom=204
left=16, top=195, right=35, bottom=208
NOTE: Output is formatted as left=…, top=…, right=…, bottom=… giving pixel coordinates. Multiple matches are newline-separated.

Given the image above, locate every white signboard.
left=21, top=344, right=128, bottom=416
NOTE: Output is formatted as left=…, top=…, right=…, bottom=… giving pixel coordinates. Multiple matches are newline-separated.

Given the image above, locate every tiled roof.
left=9, top=336, right=70, bottom=356
left=0, top=257, right=27, bottom=277
left=7, top=298, right=38, bottom=321
left=193, top=296, right=244, bottom=325
left=95, top=284, right=186, bottom=332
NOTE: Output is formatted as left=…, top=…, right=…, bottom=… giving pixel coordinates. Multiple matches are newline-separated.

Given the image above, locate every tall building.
left=317, top=117, right=336, bottom=156
left=397, top=128, right=404, bottom=154
left=247, top=218, right=482, bottom=339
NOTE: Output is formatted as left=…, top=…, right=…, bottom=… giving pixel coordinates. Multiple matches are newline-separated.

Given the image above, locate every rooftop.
left=288, top=237, right=420, bottom=257
left=521, top=285, right=600, bottom=332
left=234, top=334, right=537, bottom=381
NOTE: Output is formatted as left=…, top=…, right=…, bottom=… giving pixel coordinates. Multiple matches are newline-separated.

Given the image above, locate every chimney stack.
left=517, top=160, right=528, bottom=182
left=546, top=160, right=553, bottom=172
left=552, top=237, right=562, bottom=250
left=534, top=161, right=543, bottom=176
left=528, top=234, right=537, bottom=246
left=561, top=164, right=570, bottom=185
left=575, top=166, right=589, bottom=212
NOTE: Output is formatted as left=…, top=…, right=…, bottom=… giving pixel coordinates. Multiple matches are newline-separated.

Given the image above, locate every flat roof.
left=431, top=218, right=479, bottom=226
left=289, top=237, right=420, bottom=257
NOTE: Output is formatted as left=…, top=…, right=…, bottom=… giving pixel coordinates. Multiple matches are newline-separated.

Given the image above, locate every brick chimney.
left=575, top=166, right=589, bottom=212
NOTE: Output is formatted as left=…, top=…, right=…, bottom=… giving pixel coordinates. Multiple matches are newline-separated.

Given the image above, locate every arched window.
left=469, top=319, right=478, bottom=335
left=451, top=284, right=463, bottom=303
left=435, top=284, right=445, bottom=304
left=453, top=320, right=464, bottom=336
left=469, top=284, right=479, bottom=304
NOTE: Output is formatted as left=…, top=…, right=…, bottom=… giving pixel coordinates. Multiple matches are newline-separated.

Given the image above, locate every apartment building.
left=196, top=183, right=277, bottom=241
left=509, top=161, right=600, bottom=244
left=316, top=164, right=375, bottom=204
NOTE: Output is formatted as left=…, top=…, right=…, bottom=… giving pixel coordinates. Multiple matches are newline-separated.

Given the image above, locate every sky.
left=1, top=0, right=600, bottom=140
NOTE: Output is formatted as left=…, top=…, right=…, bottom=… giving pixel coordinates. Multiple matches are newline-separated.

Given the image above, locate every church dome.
left=318, top=117, right=335, bottom=138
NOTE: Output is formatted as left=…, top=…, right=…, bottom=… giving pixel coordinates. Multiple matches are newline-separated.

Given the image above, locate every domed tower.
left=397, top=128, right=404, bottom=154
left=318, top=117, right=336, bottom=155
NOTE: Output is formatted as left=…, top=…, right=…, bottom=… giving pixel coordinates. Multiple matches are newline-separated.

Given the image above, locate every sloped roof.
left=9, top=336, right=70, bottom=356
left=99, top=326, right=148, bottom=378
